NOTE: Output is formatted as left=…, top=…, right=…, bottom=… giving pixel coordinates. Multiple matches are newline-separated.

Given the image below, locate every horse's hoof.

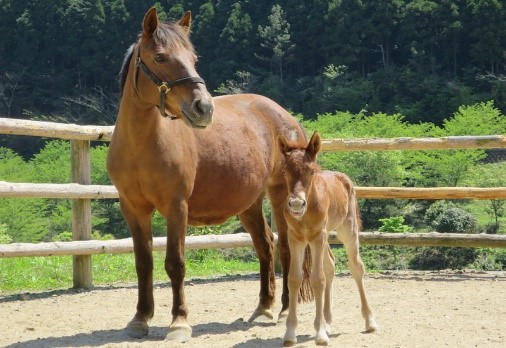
left=365, top=318, right=378, bottom=333
left=124, top=319, right=149, bottom=339
left=166, top=322, right=192, bottom=342
left=247, top=306, right=274, bottom=323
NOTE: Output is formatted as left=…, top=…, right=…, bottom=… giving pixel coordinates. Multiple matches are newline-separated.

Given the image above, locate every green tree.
left=257, top=4, right=294, bottom=82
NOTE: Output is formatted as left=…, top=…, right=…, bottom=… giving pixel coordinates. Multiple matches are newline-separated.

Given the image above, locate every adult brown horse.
left=107, top=7, right=306, bottom=342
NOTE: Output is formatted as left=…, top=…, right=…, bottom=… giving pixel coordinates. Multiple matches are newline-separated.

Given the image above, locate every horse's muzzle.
left=182, top=96, right=214, bottom=129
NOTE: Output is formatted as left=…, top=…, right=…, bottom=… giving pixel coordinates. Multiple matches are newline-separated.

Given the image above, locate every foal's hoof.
left=247, top=305, right=274, bottom=323
left=166, top=321, right=192, bottom=342
left=124, top=319, right=149, bottom=339
left=283, top=338, right=297, bottom=347
left=365, top=318, right=379, bottom=333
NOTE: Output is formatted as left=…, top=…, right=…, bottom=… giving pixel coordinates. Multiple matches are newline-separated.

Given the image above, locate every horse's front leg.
left=283, top=233, right=305, bottom=347
left=120, top=198, right=155, bottom=339
left=163, top=200, right=192, bottom=342
left=310, top=233, right=330, bottom=346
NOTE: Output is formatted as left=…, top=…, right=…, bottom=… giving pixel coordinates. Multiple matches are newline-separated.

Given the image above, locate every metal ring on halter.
left=158, top=83, right=170, bottom=94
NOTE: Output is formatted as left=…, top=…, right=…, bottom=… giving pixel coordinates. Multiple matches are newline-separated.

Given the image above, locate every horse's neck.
left=115, top=78, right=162, bottom=143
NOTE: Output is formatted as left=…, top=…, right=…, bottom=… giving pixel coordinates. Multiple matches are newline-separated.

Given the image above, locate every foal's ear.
left=179, top=11, right=192, bottom=33
left=142, top=7, right=159, bottom=37
left=277, top=135, right=291, bottom=155
left=307, top=131, right=322, bottom=158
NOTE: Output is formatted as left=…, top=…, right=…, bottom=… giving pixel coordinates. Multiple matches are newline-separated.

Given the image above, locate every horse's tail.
left=299, top=245, right=314, bottom=303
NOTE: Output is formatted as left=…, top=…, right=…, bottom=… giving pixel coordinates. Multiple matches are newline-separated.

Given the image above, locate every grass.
left=1, top=243, right=504, bottom=295
left=0, top=251, right=260, bottom=294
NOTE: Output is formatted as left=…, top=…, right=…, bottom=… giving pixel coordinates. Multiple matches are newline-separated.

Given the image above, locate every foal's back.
left=319, top=170, right=359, bottom=235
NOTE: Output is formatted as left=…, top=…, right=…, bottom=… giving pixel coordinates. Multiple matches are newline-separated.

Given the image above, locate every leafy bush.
left=411, top=201, right=479, bottom=270
left=378, top=216, right=413, bottom=233
left=409, top=247, right=477, bottom=270
left=425, top=201, right=477, bottom=233
left=432, top=207, right=477, bottom=233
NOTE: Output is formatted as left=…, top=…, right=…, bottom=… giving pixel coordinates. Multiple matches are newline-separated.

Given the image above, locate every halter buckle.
left=158, top=83, right=170, bottom=94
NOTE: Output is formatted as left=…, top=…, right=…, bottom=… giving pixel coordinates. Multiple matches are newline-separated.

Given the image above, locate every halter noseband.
left=133, top=44, right=205, bottom=118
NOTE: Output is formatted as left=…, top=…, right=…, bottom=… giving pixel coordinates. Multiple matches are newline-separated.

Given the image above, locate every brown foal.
left=278, top=131, right=378, bottom=346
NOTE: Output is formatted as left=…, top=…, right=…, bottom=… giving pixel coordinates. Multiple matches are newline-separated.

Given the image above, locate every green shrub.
left=425, top=201, right=477, bottom=233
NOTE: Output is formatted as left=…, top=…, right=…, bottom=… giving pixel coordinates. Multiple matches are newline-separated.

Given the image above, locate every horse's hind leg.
left=339, top=219, right=378, bottom=333
left=239, top=195, right=276, bottom=323
left=268, top=183, right=291, bottom=318
left=120, top=198, right=155, bottom=338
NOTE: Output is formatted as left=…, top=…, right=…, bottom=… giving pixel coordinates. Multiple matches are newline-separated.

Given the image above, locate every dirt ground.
left=1, top=270, right=505, bottom=348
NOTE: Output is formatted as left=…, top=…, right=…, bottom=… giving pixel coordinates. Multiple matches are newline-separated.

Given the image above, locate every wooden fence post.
left=71, top=140, right=93, bottom=288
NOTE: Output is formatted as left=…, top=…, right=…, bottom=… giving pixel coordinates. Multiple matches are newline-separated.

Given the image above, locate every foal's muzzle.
left=287, top=196, right=307, bottom=219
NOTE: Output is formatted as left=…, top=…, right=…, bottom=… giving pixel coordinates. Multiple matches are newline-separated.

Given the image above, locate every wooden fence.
left=1, top=117, right=506, bottom=288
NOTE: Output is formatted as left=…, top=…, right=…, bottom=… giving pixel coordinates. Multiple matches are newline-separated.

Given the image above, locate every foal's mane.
left=118, top=20, right=196, bottom=97
left=285, top=145, right=322, bottom=175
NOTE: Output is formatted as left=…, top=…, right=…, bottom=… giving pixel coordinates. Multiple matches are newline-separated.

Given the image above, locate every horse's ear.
left=277, top=135, right=291, bottom=155
left=179, top=11, right=192, bottom=33
left=307, top=131, right=322, bottom=158
left=142, top=7, right=158, bottom=37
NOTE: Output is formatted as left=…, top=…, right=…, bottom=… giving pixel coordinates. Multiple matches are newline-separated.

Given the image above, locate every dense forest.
left=0, top=0, right=505, bottom=156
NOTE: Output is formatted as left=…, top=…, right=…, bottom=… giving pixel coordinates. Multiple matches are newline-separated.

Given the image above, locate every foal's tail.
left=299, top=246, right=314, bottom=303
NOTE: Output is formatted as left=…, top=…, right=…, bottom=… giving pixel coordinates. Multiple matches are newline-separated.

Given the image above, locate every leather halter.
left=133, top=44, right=205, bottom=117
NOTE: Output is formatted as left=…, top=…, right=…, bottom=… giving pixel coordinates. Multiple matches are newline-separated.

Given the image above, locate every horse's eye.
left=154, top=54, right=165, bottom=63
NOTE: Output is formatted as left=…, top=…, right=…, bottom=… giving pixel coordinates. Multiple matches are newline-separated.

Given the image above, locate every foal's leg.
left=239, top=196, right=276, bottom=322
left=309, top=233, right=331, bottom=346
left=339, top=220, right=378, bottom=333
left=283, top=233, right=305, bottom=347
left=120, top=198, right=155, bottom=338
left=323, top=242, right=335, bottom=335
left=161, top=199, right=192, bottom=342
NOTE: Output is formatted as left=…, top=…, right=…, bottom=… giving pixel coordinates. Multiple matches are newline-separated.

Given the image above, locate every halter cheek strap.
left=132, top=44, right=206, bottom=118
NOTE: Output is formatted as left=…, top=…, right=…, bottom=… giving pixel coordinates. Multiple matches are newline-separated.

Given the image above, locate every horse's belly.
left=187, top=167, right=268, bottom=225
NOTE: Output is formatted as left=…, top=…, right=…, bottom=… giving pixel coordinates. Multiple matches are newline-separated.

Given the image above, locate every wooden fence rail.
left=1, top=117, right=505, bottom=288
left=2, top=181, right=506, bottom=200
left=2, top=232, right=505, bottom=258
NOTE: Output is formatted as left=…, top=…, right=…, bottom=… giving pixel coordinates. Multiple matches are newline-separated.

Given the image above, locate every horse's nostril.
left=301, top=200, right=306, bottom=207
left=193, top=98, right=213, bottom=118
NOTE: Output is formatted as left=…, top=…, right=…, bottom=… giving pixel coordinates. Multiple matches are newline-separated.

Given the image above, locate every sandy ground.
left=1, top=271, right=505, bottom=348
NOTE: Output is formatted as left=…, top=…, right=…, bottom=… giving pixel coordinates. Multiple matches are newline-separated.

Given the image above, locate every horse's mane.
left=118, top=21, right=196, bottom=97
left=119, top=44, right=135, bottom=98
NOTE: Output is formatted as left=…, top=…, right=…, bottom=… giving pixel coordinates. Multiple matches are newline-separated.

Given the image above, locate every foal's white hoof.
left=316, top=330, right=330, bottom=346
left=165, top=322, right=192, bottom=342
left=283, top=338, right=297, bottom=347
left=365, top=318, right=379, bottom=333
left=124, top=319, right=149, bottom=338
